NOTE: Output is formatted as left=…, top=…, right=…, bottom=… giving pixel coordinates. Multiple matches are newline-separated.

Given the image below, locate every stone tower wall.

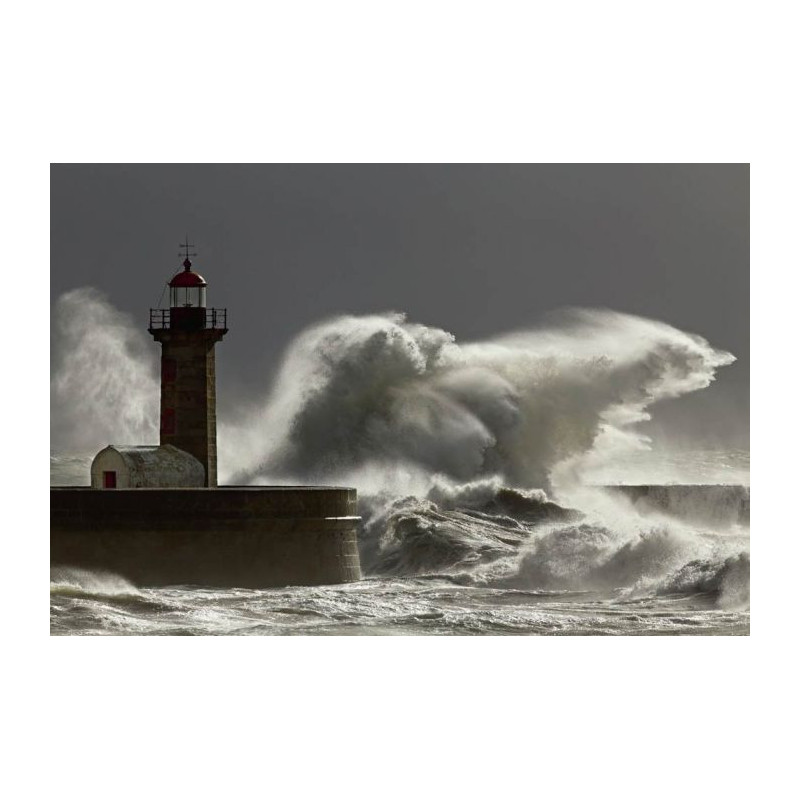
left=150, top=328, right=225, bottom=486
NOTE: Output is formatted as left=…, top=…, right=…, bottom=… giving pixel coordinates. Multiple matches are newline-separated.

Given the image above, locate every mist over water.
left=51, top=288, right=159, bottom=453
left=50, top=290, right=749, bottom=634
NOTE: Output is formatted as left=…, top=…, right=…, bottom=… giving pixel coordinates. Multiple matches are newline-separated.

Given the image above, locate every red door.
left=103, top=471, right=117, bottom=489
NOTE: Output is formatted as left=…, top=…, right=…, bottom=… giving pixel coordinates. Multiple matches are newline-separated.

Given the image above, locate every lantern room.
left=148, top=241, right=227, bottom=334
left=170, top=258, right=207, bottom=308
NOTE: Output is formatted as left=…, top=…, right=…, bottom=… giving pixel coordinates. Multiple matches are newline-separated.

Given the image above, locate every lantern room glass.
left=170, top=286, right=207, bottom=308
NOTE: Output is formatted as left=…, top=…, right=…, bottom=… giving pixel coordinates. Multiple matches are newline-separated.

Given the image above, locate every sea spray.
left=225, top=308, right=734, bottom=490
left=51, top=288, right=159, bottom=453
left=50, top=566, right=142, bottom=598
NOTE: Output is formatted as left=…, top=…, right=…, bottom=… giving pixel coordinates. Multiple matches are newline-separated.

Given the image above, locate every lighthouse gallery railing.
left=148, top=308, right=227, bottom=329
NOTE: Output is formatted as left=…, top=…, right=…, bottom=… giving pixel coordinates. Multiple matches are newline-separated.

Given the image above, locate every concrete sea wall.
left=604, top=484, right=749, bottom=527
left=51, top=486, right=362, bottom=588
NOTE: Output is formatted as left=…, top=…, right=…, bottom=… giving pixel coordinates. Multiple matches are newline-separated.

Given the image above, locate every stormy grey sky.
left=50, top=164, right=749, bottom=448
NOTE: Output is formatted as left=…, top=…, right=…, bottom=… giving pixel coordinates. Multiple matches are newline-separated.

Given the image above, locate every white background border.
left=5, top=0, right=793, bottom=796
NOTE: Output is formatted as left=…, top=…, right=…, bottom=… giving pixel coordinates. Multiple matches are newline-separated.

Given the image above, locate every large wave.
left=353, top=480, right=749, bottom=607
left=223, top=308, right=734, bottom=491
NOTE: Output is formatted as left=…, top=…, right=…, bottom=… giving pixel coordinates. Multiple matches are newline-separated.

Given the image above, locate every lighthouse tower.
left=148, top=241, right=228, bottom=487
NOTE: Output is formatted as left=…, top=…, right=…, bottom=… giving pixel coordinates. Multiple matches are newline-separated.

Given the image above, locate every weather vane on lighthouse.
left=179, top=235, right=197, bottom=265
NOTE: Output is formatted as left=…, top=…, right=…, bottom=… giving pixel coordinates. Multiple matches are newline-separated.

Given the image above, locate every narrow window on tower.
left=162, top=358, right=177, bottom=382
left=162, top=408, right=176, bottom=435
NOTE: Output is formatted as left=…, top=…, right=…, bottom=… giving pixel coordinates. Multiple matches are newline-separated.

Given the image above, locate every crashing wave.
left=657, top=553, right=750, bottom=607
left=223, top=309, right=734, bottom=489
left=50, top=566, right=142, bottom=598
left=357, top=480, right=749, bottom=609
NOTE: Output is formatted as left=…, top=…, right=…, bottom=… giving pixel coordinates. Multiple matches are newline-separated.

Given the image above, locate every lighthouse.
left=52, top=239, right=362, bottom=587
left=148, top=240, right=228, bottom=487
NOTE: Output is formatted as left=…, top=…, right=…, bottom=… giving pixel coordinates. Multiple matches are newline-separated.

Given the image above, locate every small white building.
left=91, top=445, right=205, bottom=489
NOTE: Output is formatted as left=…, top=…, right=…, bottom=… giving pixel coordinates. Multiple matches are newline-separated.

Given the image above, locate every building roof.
left=104, top=444, right=196, bottom=469
left=93, top=444, right=205, bottom=486
left=169, top=258, right=207, bottom=288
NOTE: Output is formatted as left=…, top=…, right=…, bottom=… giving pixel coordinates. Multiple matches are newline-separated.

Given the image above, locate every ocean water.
left=50, top=574, right=749, bottom=636
left=50, top=454, right=750, bottom=636
left=50, top=301, right=749, bottom=635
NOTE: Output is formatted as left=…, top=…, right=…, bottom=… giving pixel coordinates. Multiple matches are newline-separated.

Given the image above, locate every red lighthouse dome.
left=169, top=258, right=208, bottom=308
